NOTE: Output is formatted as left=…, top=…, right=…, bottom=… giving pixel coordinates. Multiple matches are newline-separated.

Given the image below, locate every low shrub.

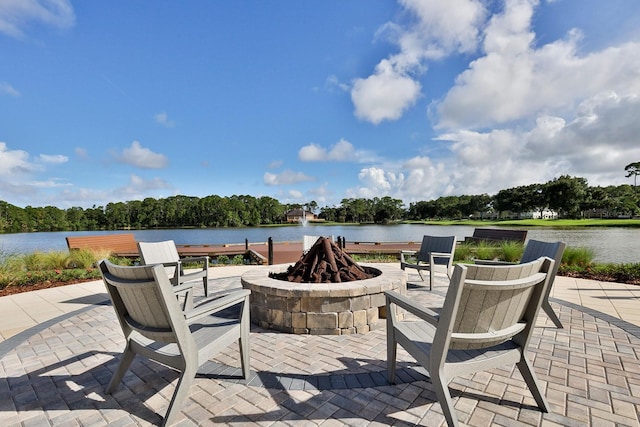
left=474, top=241, right=500, bottom=260
left=67, top=248, right=98, bottom=268
left=558, top=262, right=640, bottom=285
left=499, top=241, right=524, bottom=262
left=562, top=246, right=595, bottom=267
left=216, top=255, right=230, bottom=265
left=0, top=250, right=134, bottom=291
left=1, top=268, right=102, bottom=290
left=453, top=243, right=473, bottom=261
left=352, top=253, right=397, bottom=263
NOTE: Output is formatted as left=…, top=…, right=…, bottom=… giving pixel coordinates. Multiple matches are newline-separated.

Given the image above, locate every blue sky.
left=2, top=0, right=640, bottom=210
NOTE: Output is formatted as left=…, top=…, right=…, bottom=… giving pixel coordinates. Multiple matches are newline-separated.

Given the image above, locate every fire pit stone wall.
left=241, top=263, right=407, bottom=335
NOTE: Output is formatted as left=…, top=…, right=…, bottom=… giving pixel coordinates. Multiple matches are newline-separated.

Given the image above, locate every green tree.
left=492, top=188, right=524, bottom=218
left=546, top=175, right=588, bottom=218
left=625, top=161, right=640, bottom=191
left=372, top=196, right=404, bottom=224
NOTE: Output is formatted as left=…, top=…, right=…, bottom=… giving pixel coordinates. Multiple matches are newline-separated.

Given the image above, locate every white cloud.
left=527, top=92, right=640, bottom=178
left=0, top=82, right=20, bottom=97
left=0, top=0, right=75, bottom=39
left=433, top=91, right=640, bottom=196
left=48, top=174, right=173, bottom=208
left=118, top=141, right=168, bottom=169
left=351, top=60, right=422, bottom=124
left=29, top=178, right=71, bottom=188
left=345, top=156, right=453, bottom=202
left=350, top=0, right=485, bottom=124
left=0, top=143, right=77, bottom=205
left=287, top=189, right=304, bottom=199
left=307, top=183, right=332, bottom=205
left=298, top=144, right=326, bottom=162
left=435, top=1, right=640, bottom=129
left=119, top=174, right=171, bottom=195
left=397, top=0, right=485, bottom=58
left=0, top=142, right=33, bottom=175
left=263, top=169, right=314, bottom=186
left=39, top=154, right=68, bottom=164
left=344, top=88, right=640, bottom=202
left=339, top=0, right=640, bottom=203
left=299, top=139, right=377, bottom=163
left=358, top=167, right=395, bottom=191
left=154, top=112, right=176, bottom=128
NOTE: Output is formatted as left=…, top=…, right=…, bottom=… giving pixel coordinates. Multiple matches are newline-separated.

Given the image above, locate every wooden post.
left=245, top=238, right=249, bottom=250
left=268, top=237, right=273, bottom=265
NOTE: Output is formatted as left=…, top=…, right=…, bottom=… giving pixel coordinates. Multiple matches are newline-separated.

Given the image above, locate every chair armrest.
left=430, top=252, right=452, bottom=259
left=185, top=289, right=250, bottom=322
left=400, top=250, right=417, bottom=263
left=153, top=261, right=182, bottom=286
left=385, top=290, right=439, bottom=326
left=172, top=281, right=196, bottom=294
left=429, top=252, right=452, bottom=262
left=159, top=261, right=180, bottom=267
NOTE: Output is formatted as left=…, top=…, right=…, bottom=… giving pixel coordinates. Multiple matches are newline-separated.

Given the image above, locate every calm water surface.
left=0, top=224, right=638, bottom=264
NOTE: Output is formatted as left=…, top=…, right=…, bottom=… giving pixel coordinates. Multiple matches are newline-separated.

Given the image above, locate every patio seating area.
left=1, top=264, right=639, bottom=426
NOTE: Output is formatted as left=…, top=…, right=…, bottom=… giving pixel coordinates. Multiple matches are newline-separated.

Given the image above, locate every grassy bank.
left=405, top=218, right=640, bottom=227
left=2, top=241, right=640, bottom=296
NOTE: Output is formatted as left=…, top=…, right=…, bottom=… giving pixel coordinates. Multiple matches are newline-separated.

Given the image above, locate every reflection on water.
left=0, top=224, right=638, bottom=264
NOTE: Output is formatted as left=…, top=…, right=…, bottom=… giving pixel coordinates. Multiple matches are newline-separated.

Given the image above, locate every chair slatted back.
left=99, top=260, right=187, bottom=344
left=440, top=258, right=552, bottom=350
left=138, top=240, right=182, bottom=278
left=521, top=239, right=565, bottom=285
left=138, top=240, right=181, bottom=264
left=303, top=235, right=321, bottom=253
left=417, top=235, right=456, bottom=265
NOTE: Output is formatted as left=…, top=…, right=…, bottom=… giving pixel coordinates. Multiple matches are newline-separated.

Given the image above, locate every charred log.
left=269, top=237, right=378, bottom=283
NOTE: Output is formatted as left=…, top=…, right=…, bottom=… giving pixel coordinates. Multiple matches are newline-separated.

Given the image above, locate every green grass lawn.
left=406, top=218, right=640, bottom=228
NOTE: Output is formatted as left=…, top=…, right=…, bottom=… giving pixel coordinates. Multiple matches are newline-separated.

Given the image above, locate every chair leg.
left=239, top=305, right=251, bottom=381
left=386, top=336, right=397, bottom=384
left=106, top=342, right=136, bottom=393
left=432, top=370, right=458, bottom=427
left=239, top=336, right=250, bottom=381
left=163, top=364, right=196, bottom=427
left=181, top=290, right=194, bottom=312
left=516, top=357, right=550, bottom=413
left=541, top=299, right=563, bottom=328
left=202, top=276, right=208, bottom=297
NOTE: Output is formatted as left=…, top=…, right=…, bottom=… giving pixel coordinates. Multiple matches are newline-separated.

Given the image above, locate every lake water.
left=0, top=224, right=637, bottom=264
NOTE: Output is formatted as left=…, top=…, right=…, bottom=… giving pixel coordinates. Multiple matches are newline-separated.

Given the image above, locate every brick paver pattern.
left=1, top=273, right=639, bottom=426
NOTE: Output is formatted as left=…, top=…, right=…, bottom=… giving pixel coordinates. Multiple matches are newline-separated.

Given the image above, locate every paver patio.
left=0, top=265, right=639, bottom=426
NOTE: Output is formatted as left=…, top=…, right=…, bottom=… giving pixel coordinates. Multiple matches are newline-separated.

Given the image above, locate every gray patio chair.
left=138, top=240, right=210, bottom=298
left=303, top=235, right=321, bottom=253
left=303, top=235, right=335, bottom=253
left=99, top=259, right=251, bottom=427
left=385, top=257, right=554, bottom=427
left=400, top=235, right=456, bottom=290
left=476, top=239, right=566, bottom=328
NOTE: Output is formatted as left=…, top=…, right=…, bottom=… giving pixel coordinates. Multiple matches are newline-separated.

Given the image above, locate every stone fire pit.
left=241, top=263, right=407, bottom=335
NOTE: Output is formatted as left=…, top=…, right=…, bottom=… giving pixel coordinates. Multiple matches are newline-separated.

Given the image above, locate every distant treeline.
left=0, top=175, right=638, bottom=233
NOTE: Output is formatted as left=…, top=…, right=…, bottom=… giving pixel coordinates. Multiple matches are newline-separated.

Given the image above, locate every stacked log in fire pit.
left=269, top=237, right=379, bottom=283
